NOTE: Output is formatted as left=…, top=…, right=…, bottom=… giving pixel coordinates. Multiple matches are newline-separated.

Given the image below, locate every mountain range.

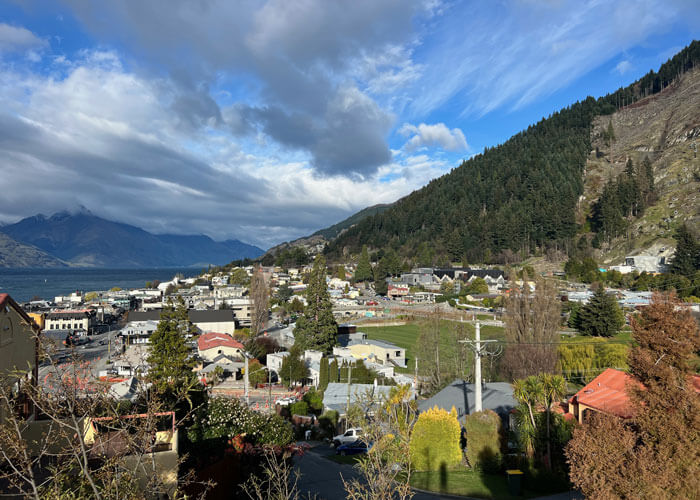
left=318, top=41, right=700, bottom=265
left=0, top=209, right=264, bottom=268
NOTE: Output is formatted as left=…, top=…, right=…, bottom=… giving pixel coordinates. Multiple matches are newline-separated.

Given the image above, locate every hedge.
left=409, top=406, right=462, bottom=471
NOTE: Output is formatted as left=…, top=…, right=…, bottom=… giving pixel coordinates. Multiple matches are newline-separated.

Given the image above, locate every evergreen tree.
left=329, top=358, right=339, bottom=383
left=293, top=255, right=338, bottom=353
left=355, top=245, right=373, bottom=282
left=319, top=356, right=329, bottom=391
left=147, top=297, right=196, bottom=401
left=577, top=285, right=625, bottom=337
left=374, top=258, right=389, bottom=296
left=279, top=346, right=309, bottom=386
left=670, top=224, right=700, bottom=278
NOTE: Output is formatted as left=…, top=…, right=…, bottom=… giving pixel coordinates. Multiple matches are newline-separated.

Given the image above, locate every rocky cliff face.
left=581, top=67, right=700, bottom=264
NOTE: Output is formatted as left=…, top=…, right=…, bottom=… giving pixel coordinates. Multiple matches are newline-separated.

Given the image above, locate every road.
left=38, top=330, right=121, bottom=387
left=295, top=442, right=457, bottom=500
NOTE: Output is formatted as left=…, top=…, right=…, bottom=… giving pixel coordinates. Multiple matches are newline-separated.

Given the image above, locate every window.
left=396, top=351, right=401, bottom=357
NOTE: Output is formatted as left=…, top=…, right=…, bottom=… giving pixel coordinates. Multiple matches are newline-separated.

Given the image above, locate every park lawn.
left=411, top=467, right=570, bottom=499
left=362, top=321, right=505, bottom=374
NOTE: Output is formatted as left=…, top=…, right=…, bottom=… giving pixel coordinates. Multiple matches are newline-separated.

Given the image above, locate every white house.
left=197, top=332, right=245, bottom=362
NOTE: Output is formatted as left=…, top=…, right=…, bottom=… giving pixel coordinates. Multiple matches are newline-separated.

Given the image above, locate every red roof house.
left=568, top=368, right=700, bottom=423
left=197, top=332, right=244, bottom=362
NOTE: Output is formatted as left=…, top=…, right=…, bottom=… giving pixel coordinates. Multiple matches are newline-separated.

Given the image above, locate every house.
left=388, top=283, right=410, bottom=298
left=322, top=382, right=404, bottom=416
left=197, top=332, right=244, bottom=362
left=620, top=255, right=667, bottom=274
left=567, top=368, right=640, bottom=422
left=567, top=368, right=700, bottom=422
left=266, top=351, right=290, bottom=376
left=345, top=338, right=406, bottom=368
left=113, top=345, right=151, bottom=377
left=462, top=269, right=506, bottom=292
left=417, top=379, right=516, bottom=425
left=45, top=309, right=97, bottom=334
left=120, top=320, right=159, bottom=344
left=0, top=293, right=41, bottom=422
left=128, top=309, right=237, bottom=335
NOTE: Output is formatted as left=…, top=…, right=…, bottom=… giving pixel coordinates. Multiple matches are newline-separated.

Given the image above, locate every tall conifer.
left=293, top=255, right=338, bottom=353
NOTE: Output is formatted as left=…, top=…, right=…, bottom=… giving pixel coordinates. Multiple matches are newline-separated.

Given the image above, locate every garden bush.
left=465, top=410, right=503, bottom=472
left=188, top=397, right=293, bottom=447
left=303, top=388, right=324, bottom=415
left=288, top=400, right=309, bottom=416
left=409, top=406, right=462, bottom=471
left=318, top=410, right=339, bottom=437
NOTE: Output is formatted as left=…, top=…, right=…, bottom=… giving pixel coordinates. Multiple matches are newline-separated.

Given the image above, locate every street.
left=294, top=442, right=453, bottom=500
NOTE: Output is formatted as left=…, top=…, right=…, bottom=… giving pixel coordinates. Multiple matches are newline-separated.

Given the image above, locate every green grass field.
left=361, top=321, right=505, bottom=374
left=361, top=320, right=637, bottom=377
left=410, top=466, right=570, bottom=499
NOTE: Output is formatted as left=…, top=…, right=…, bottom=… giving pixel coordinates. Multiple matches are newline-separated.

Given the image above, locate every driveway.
left=294, top=442, right=457, bottom=500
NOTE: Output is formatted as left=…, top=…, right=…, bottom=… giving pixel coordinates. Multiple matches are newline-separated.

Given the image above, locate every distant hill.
left=326, top=41, right=700, bottom=265
left=0, top=232, right=67, bottom=268
left=312, top=204, right=392, bottom=240
left=0, top=209, right=264, bottom=268
left=263, top=203, right=392, bottom=259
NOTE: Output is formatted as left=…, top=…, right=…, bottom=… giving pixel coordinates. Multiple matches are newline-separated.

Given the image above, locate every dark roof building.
left=417, top=379, right=516, bottom=423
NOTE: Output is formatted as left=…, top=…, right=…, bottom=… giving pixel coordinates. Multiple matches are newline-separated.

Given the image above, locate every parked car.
left=336, top=440, right=371, bottom=456
left=275, top=396, right=297, bottom=406
left=332, top=428, right=363, bottom=448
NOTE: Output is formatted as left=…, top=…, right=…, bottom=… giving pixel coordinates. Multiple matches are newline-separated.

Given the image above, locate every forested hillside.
left=327, top=41, right=700, bottom=264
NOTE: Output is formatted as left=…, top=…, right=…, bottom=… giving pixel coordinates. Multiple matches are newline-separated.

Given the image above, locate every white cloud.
left=0, top=50, right=450, bottom=249
left=0, top=23, right=47, bottom=53
left=614, top=59, right=633, bottom=74
left=408, top=0, right=696, bottom=116
left=399, top=122, right=468, bottom=151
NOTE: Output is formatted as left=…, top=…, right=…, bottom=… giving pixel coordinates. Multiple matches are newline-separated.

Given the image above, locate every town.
left=1, top=227, right=699, bottom=498
left=1, top=6, right=699, bottom=499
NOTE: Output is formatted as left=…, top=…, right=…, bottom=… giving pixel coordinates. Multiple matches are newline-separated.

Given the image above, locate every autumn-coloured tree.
left=566, top=292, right=700, bottom=498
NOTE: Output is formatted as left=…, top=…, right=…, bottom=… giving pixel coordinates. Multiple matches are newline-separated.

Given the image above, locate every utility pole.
left=474, top=322, right=482, bottom=412
left=459, top=321, right=498, bottom=413
left=414, top=355, right=419, bottom=389
left=345, top=363, right=352, bottom=431
left=244, top=353, right=250, bottom=407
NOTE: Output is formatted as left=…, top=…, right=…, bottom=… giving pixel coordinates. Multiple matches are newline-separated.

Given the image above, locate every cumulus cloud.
left=0, top=23, right=46, bottom=52
left=0, top=49, right=449, bottom=248
left=399, top=122, right=467, bottom=151
left=58, top=0, right=428, bottom=177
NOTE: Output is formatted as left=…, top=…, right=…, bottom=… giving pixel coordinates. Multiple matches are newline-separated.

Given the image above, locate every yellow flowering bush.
left=409, top=406, right=462, bottom=471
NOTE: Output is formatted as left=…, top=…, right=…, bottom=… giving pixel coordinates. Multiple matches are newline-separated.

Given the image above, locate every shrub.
left=289, top=400, right=309, bottom=416
left=189, top=397, right=293, bottom=447
left=465, top=410, right=503, bottom=472
left=409, top=406, right=462, bottom=471
left=319, top=410, right=339, bottom=437
left=303, top=388, right=324, bottom=415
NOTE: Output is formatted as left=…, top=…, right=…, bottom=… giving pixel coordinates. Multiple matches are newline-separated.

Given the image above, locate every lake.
left=0, top=268, right=199, bottom=303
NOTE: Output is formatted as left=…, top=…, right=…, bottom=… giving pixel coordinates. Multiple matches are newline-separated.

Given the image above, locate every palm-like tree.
left=541, top=374, right=567, bottom=470
left=512, top=374, right=567, bottom=469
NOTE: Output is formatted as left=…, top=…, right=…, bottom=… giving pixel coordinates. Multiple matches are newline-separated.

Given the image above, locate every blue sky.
left=0, top=1, right=697, bottom=249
